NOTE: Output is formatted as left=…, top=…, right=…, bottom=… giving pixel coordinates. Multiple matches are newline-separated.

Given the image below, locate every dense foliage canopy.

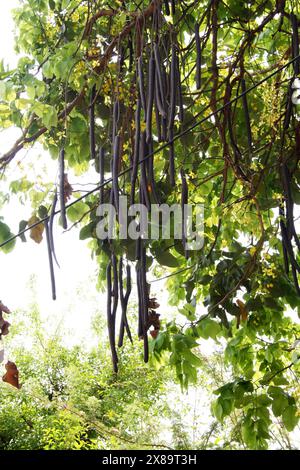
left=1, top=0, right=300, bottom=450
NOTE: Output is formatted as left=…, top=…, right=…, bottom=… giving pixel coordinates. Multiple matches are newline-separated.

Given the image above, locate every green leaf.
left=0, top=221, right=16, bottom=253
left=282, top=406, right=299, bottom=432
left=155, top=250, right=180, bottom=268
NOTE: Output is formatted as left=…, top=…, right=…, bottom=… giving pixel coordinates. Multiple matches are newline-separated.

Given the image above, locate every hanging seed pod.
left=59, top=148, right=68, bottom=230
left=180, top=168, right=188, bottom=257
left=99, top=147, right=105, bottom=205
left=130, top=99, right=141, bottom=206
left=49, top=189, right=60, bottom=268
left=168, top=45, right=177, bottom=139
left=153, top=44, right=167, bottom=117
left=146, top=54, right=156, bottom=144
left=44, top=219, right=56, bottom=301
left=106, top=261, right=118, bottom=373
left=279, top=205, right=290, bottom=274
left=128, top=33, right=134, bottom=72
left=112, top=99, right=120, bottom=142
left=118, top=258, right=133, bottom=348
left=154, top=96, right=162, bottom=142
left=241, top=78, right=253, bottom=159
left=112, top=135, right=120, bottom=214
left=140, top=242, right=149, bottom=363
left=171, top=0, right=176, bottom=15
left=163, top=0, right=170, bottom=16
left=291, top=13, right=300, bottom=75
left=146, top=138, right=160, bottom=204
left=195, top=23, right=202, bottom=90
left=89, top=85, right=96, bottom=160
left=281, top=163, right=300, bottom=249
left=175, top=51, right=184, bottom=122
left=137, top=56, right=147, bottom=116
left=140, top=131, right=151, bottom=210
left=169, top=129, right=176, bottom=187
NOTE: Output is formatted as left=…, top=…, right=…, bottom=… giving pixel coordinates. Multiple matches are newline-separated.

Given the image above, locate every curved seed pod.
left=137, top=56, right=147, bottom=115
left=153, top=44, right=167, bottom=117
left=118, top=258, right=133, bottom=347
left=168, top=45, right=177, bottom=138
left=169, top=129, right=176, bottom=187
left=49, top=189, right=60, bottom=268
left=130, top=99, right=141, bottom=206
left=163, top=0, right=170, bottom=16
left=44, top=219, right=56, bottom=301
left=112, top=135, right=120, bottom=214
left=146, top=54, right=156, bottom=144
left=241, top=78, right=253, bottom=158
left=99, top=147, right=105, bottom=205
left=89, top=85, right=96, bottom=160
left=140, top=131, right=151, bottom=210
left=107, top=261, right=118, bottom=373
left=291, top=13, right=300, bottom=75
left=180, top=168, right=188, bottom=257
left=59, top=148, right=68, bottom=230
left=195, top=23, right=202, bottom=90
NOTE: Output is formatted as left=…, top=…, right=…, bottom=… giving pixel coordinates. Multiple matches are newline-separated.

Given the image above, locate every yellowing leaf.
left=28, top=215, right=44, bottom=244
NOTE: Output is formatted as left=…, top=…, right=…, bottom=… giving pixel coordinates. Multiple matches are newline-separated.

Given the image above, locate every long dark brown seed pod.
left=168, top=45, right=177, bottom=138
left=153, top=44, right=167, bottom=117
left=44, top=219, right=56, bottom=301
left=291, top=13, right=300, bottom=75
left=112, top=135, right=120, bottom=213
left=140, top=242, right=149, bottom=363
left=59, top=148, right=67, bottom=230
left=241, top=78, right=253, bottom=159
left=281, top=163, right=300, bottom=250
left=130, top=99, right=141, bottom=206
left=137, top=56, right=147, bottom=116
left=99, top=147, right=105, bottom=205
left=164, top=0, right=170, bottom=16
left=107, top=261, right=118, bottom=373
left=154, top=96, right=162, bottom=142
left=169, top=129, right=176, bottom=187
left=279, top=205, right=290, bottom=274
left=195, top=22, right=202, bottom=90
left=180, top=168, right=188, bottom=257
left=118, top=258, right=133, bottom=347
left=112, top=99, right=120, bottom=142
left=146, top=138, right=160, bottom=204
left=89, top=85, right=96, bottom=160
left=146, top=54, right=156, bottom=144
left=136, top=265, right=143, bottom=338
left=175, top=51, right=184, bottom=122
left=140, top=131, right=151, bottom=210
left=171, top=0, right=175, bottom=15
left=49, top=189, right=60, bottom=268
